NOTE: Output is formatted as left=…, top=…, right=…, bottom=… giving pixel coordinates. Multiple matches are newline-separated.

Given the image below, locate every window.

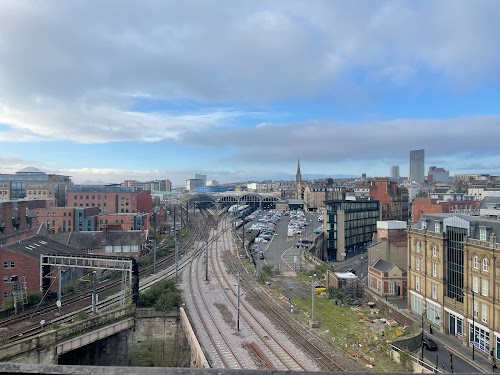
left=3, top=292, right=12, bottom=297
left=422, top=221, right=427, bottom=230
left=432, top=283, right=437, bottom=299
left=389, top=281, right=394, bottom=294
left=480, top=228, right=487, bottom=241
left=483, top=258, right=489, bottom=272
left=482, top=304, right=488, bottom=323
left=473, top=276, right=479, bottom=293
left=377, top=279, right=381, bottom=292
left=415, top=276, right=420, bottom=292
left=3, top=276, right=13, bottom=283
left=482, top=279, right=489, bottom=297
left=416, top=241, right=420, bottom=252
left=432, top=263, right=437, bottom=277
left=3, top=262, right=15, bottom=269
left=416, top=257, right=420, bottom=271
left=432, top=245, right=437, bottom=257
left=473, top=300, right=479, bottom=318
left=435, top=222, right=440, bottom=233
left=473, top=256, right=479, bottom=269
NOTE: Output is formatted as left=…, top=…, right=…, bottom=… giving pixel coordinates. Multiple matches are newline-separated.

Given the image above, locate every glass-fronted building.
left=324, top=199, right=380, bottom=262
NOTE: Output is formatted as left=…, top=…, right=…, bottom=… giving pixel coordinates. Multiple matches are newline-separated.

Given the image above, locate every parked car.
left=314, top=228, right=322, bottom=234
left=422, top=337, right=438, bottom=351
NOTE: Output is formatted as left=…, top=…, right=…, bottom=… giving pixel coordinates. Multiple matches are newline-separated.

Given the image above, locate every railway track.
left=226, top=216, right=352, bottom=372
left=187, top=212, right=244, bottom=369
left=211, top=218, right=307, bottom=371
left=0, top=210, right=208, bottom=341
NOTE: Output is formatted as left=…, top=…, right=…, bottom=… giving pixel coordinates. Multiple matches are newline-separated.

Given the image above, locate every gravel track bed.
left=181, top=215, right=321, bottom=371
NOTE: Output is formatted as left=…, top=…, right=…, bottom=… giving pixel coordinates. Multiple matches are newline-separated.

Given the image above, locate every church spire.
left=296, top=157, right=302, bottom=183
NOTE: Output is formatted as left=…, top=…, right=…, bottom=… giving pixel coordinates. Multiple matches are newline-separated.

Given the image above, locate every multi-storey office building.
left=408, top=213, right=500, bottom=360
left=324, top=199, right=380, bottom=262
left=409, top=149, right=425, bottom=184
left=390, top=165, right=400, bottom=181
left=0, top=167, right=72, bottom=206
left=185, top=179, right=205, bottom=191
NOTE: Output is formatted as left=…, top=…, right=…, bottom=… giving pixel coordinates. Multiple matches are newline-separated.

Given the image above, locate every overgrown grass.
left=291, top=288, right=408, bottom=373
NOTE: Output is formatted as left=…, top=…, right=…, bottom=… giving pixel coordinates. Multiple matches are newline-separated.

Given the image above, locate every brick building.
left=67, top=185, right=151, bottom=214
left=96, top=213, right=149, bottom=231
left=412, top=197, right=479, bottom=223
left=368, top=178, right=409, bottom=222
left=368, top=259, right=406, bottom=297
left=367, top=221, right=408, bottom=298
left=0, top=235, right=83, bottom=306
left=29, top=206, right=101, bottom=233
left=136, top=190, right=153, bottom=214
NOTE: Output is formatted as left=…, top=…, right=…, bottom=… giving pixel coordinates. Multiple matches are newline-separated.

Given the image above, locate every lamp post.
left=421, top=306, right=425, bottom=360
left=472, top=289, right=475, bottom=361
left=311, top=273, right=317, bottom=326
left=275, top=233, right=279, bottom=271
left=237, top=271, right=241, bottom=331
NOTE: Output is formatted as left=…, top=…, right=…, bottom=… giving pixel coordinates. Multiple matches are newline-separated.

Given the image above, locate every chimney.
left=1, top=202, right=15, bottom=235
left=18, top=201, right=28, bottom=231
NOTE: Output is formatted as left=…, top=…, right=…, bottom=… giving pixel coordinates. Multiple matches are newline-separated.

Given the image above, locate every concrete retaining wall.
left=179, top=307, right=209, bottom=368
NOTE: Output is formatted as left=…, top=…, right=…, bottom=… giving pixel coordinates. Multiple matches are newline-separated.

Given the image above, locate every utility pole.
left=153, top=212, right=157, bottom=274
left=92, top=272, right=97, bottom=315
left=205, top=239, right=209, bottom=281
left=175, top=235, right=179, bottom=280
left=242, top=214, right=245, bottom=253
left=237, top=271, right=241, bottom=331
left=173, top=206, right=176, bottom=235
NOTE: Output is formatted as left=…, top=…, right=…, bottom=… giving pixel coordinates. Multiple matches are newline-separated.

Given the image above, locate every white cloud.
left=0, top=0, right=498, bottom=144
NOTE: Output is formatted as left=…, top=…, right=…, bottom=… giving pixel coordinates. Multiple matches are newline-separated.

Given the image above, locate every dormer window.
left=422, top=220, right=427, bottom=230
left=435, top=222, right=440, bottom=233
left=480, top=227, right=487, bottom=242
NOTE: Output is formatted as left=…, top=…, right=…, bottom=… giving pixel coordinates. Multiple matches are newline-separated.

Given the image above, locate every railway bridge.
left=0, top=306, right=201, bottom=368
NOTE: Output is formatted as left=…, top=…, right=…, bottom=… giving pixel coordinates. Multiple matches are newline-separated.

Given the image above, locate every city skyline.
left=1, top=1, right=500, bottom=185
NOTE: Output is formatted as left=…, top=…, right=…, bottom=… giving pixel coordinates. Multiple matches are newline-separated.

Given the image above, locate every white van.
left=287, top=228, right=295, bottom=237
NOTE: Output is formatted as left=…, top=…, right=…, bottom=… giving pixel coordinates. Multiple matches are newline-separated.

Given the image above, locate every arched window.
left=483, top=258, right=489, bottom=272
left=432, top=245, right=437, bottom=257
left=473, top=256, right=479, bottom=269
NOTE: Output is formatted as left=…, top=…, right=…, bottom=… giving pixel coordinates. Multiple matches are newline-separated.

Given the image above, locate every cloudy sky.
left=1, top=1, right=499, bottom=185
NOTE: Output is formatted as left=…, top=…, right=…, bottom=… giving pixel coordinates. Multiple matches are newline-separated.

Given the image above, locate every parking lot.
left=244, top=208, right=323, bottom=274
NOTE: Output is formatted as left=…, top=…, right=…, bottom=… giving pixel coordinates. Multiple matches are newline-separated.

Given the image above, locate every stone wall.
left=128, top=308, right=190, bottom=367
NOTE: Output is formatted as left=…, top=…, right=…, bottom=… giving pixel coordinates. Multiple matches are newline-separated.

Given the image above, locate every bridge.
left=0, top=306, right=204, bottom=368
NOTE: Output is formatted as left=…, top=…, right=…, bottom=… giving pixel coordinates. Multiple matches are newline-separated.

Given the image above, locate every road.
left=422, top=334, right=483, bottom=373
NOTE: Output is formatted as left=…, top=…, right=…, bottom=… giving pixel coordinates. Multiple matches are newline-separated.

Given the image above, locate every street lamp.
left=275, top=233, right=279, bottom=271
left=472, top=289, right=475, bottom=361
left=310, top=273, right=317, bottom=327
left=421, top=306, right=425, bottom=361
